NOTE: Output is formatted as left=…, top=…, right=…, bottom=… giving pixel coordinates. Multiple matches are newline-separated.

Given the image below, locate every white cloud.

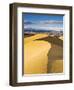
left=24, top=20, right=63, bottom=31
left=24, top=20, right=63, bottom=24
left=24, top=25, right=63, bottom=31
left=39, top=20, right=63, bottom=24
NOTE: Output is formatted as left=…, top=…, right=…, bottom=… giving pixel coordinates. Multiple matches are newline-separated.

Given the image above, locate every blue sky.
left=22, top=13, right=63, bottom=31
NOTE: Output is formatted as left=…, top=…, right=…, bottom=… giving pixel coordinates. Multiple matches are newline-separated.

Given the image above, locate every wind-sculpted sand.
left=24, top=34, right=63, bottom=74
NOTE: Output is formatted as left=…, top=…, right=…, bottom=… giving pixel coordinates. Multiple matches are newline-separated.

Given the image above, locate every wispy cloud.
left=24, top=20, right=63, bottom=31
left=24, top=20, right=63, bottom=24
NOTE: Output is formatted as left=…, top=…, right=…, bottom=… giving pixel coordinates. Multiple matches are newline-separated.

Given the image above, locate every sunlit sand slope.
left=24, top=34, right=63, bottom=74
left=24, top=34, right=51, bottom=74
left=25, top=34, right=49, bottom=42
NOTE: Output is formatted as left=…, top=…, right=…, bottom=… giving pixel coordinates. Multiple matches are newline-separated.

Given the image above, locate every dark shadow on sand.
left=35, top=36, right=63, bottom=73
left=24, top=33, right=35, bottom=38
left=35, top=36, right=63, bottom=46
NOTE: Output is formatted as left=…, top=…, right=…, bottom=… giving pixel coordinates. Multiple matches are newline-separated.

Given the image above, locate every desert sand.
left=24, top=34, right=63, bottom=74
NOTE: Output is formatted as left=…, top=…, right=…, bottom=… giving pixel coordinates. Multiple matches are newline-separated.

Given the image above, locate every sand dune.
left=24, top=34, right=49, bottom=42
left=24, top=34, right=63, bottom=74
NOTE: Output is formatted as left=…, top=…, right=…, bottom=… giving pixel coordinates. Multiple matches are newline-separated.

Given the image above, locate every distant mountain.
left=24, top=28, right=63, bottom=36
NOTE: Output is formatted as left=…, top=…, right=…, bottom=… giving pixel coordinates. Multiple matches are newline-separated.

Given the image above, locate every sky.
left=22, top=13, right=63, bottom=31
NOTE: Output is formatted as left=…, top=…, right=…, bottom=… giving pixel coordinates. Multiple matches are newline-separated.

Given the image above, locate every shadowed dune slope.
left=36, top=36, right=63, bottom=73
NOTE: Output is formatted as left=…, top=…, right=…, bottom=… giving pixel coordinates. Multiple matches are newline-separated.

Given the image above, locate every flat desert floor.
left=24, top=34, right=63, bottom=74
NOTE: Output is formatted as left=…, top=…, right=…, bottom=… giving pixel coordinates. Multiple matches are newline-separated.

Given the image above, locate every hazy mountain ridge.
left=24, top=28, right=63, bottom=36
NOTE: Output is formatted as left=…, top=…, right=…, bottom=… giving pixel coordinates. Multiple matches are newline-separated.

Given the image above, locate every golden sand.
left=24, top=34, right=49, bottom=42
left=24, top=34, right=63, bottom=74
left=24, top=34, right=51, bottom=74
